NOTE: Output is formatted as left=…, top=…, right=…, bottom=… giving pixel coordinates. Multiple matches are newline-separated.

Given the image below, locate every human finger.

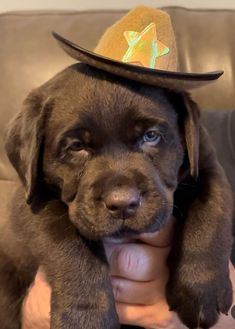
left=111, top=277, right=166, bottom=305
left=116, top=301, right=178, bottom=328
left=104, top=242, right=170, bottom=281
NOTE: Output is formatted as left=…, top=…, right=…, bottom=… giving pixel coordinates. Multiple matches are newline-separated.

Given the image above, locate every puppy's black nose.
left=104, top=187, right=140, bottom=219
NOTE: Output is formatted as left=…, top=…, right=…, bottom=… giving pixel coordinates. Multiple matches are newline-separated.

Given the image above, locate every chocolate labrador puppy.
left=0, top=63, right=233, bottom=329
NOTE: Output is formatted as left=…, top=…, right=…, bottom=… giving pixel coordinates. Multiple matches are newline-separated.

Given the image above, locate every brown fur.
left=0, top=63, right=233, bottom=329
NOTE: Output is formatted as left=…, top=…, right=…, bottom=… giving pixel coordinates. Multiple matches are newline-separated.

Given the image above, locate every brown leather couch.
left=0, top=7, right=234, bottom=265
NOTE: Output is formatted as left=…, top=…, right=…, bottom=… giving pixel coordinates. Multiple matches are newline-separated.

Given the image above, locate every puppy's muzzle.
left=103, top=187, right=141, bottom=219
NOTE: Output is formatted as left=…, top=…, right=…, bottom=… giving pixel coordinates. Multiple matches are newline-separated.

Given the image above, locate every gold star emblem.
left=122, top=22, right=169, bottom=69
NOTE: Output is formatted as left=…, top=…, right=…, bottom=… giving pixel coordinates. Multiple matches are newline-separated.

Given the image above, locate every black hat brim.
left=52, top=32, right=223, bottom=91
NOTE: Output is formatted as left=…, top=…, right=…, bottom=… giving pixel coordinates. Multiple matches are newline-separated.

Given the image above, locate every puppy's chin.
left=68, top=200, right=172, bottom=240
left=109, top=207, right=173, bottom=238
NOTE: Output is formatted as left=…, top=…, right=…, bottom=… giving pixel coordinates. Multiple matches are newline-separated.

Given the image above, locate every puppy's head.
left=5, top=64, right=199, bottom=239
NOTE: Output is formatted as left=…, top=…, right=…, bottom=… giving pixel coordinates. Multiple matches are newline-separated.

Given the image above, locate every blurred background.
left=1, top=0, right=235, bottom=12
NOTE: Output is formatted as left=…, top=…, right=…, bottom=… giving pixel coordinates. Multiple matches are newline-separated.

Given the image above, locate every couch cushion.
left=201, top=110, right=235, bottom=195
left=0, top=180, right=17, bottom=230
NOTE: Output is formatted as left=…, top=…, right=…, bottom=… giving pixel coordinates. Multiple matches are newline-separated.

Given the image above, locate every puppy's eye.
left=67, top=140, right=84, bottom=152
left=143, top=130, right=161, bottom=145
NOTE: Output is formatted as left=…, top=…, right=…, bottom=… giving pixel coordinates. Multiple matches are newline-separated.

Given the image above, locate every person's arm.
left=22, top=219, right=235, bottom=329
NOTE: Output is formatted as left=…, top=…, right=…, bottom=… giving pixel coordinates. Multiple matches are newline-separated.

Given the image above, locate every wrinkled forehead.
left=46, top=65, right=178, bottom=134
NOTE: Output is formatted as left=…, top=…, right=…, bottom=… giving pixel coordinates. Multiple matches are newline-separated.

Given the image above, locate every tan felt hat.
left=53, top=5, right=223, bottom=90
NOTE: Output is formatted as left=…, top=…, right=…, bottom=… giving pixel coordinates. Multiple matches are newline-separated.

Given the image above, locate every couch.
left=0, top=5, right=234, bottom=282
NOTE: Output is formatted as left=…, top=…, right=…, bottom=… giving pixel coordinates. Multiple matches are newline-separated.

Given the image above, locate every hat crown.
left=94, top=6, right=178, bottom=71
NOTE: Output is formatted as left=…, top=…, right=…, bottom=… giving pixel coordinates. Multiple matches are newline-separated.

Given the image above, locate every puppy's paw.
left=166, top=270, right=233, bottom=329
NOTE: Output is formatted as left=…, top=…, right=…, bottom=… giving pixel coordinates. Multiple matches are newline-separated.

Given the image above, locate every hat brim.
left=52, top=32, right=223, bottom=91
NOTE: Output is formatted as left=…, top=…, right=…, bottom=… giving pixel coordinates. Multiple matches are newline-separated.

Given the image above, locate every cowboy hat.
left=52, top=5, right=223, bottom=90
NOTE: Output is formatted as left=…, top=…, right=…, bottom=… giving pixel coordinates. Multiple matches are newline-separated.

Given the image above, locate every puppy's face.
left=41, top=65, right=185, bottom=239
left=6, top=64, right=197, bottom=239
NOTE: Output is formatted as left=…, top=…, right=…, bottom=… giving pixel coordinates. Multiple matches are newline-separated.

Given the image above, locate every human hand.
left=22, top=217, right=177, bottom=329
left=22, top=217, right=235, bottom=329
left=22, top=269, right=50, bottom=329
left=103, top=217, right=182, bottom=328
left=103, top=219, right=235, bottom=329
left=22, top=218, right=175, bottom=329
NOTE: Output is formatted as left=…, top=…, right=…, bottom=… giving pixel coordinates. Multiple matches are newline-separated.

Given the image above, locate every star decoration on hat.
left=122, top=22, right=170, bottom=69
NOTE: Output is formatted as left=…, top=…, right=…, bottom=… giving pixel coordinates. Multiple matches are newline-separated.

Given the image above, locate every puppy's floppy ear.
left=5, top=91, right=50, bottom=204
left=182, top=92, right=200, bottom=179
left=168, top=90, right=200, bottom=179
